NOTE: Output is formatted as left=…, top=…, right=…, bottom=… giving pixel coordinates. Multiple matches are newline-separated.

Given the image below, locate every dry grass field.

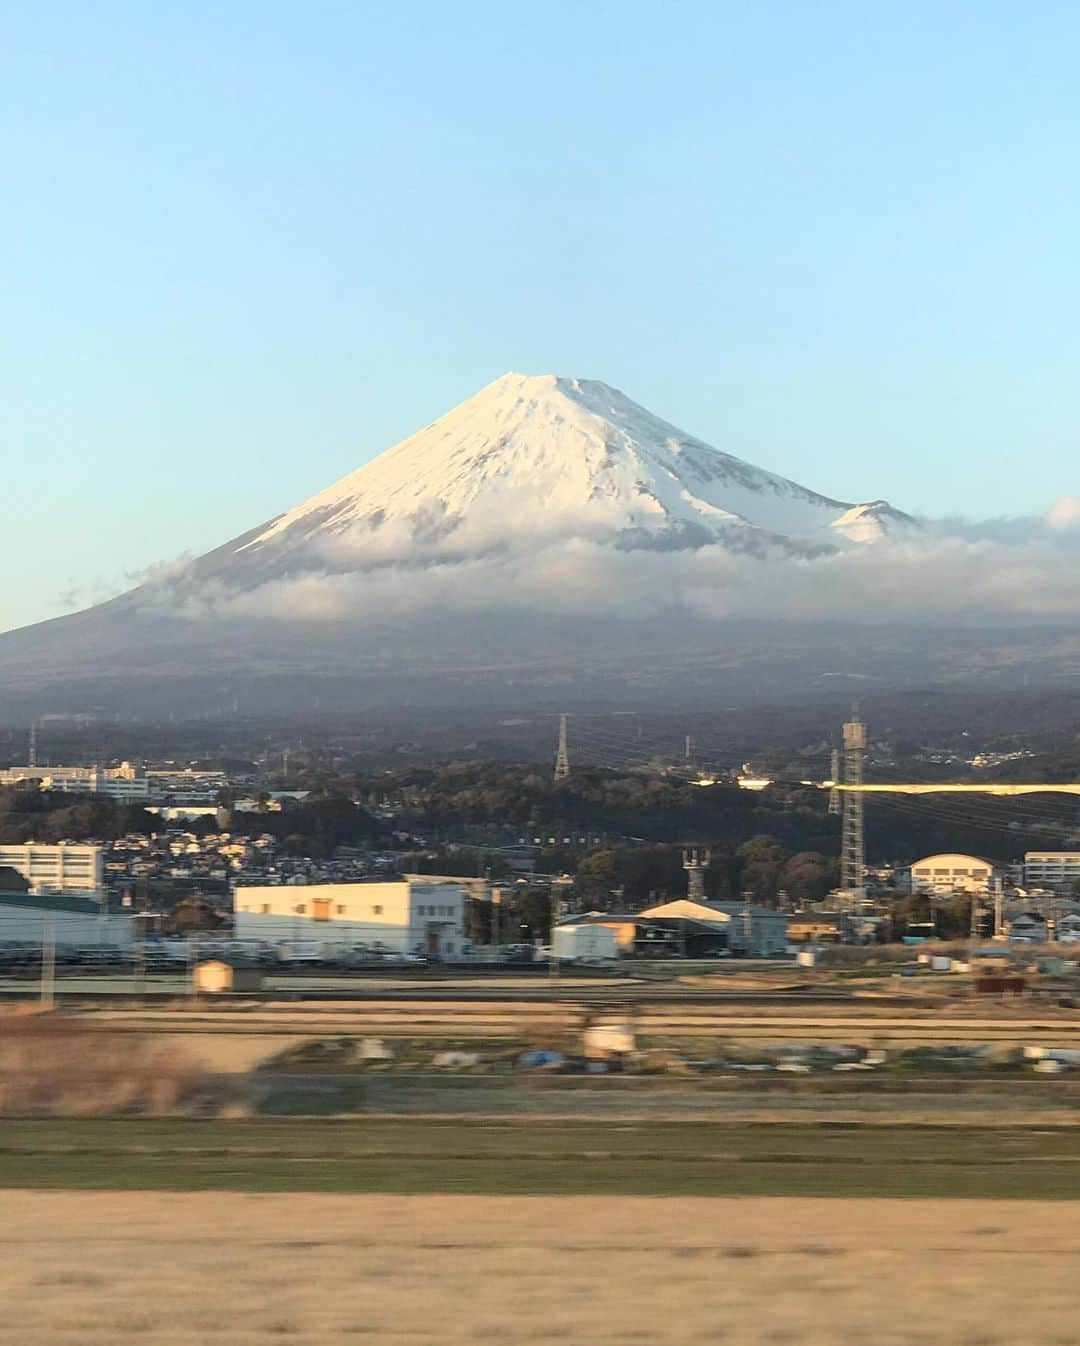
left=7, top=1192, right=1080, bottom=1345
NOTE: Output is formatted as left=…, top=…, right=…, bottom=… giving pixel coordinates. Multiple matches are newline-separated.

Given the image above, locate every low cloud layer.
left=133, top=496, right=1080, bottom=631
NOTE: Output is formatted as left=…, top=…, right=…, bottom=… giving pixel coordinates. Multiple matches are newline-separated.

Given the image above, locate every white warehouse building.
left=910, top=854, right=1001, bottom=896
left=233, top=876, right=469, bottom=957
left=0, top=842, right=105, bottom=894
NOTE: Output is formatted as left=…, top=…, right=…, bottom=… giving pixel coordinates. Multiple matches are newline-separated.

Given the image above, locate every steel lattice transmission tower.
left=840, top=713, right=866, bottom=904
left=554, top=714, right=570, bottom=781
left=828, top=749, right=841, bottom=815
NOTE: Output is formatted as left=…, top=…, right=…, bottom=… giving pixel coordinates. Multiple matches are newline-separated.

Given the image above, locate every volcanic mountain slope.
left=186, top=372, right=911, bottom=591
left=0, top=372, right=925, bottom=718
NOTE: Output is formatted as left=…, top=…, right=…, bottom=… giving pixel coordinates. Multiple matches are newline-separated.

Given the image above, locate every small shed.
left=193, top=959, right=263, bottom=993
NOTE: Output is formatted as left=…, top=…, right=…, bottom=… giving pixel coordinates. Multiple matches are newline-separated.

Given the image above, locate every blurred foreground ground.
left=9, top=1192, right=1080, bottom=1345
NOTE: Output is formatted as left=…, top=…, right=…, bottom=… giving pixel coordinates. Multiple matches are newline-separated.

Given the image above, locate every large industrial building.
left=637, top=898, right=790, bottom=956
left=910, top=853, right=1001, bottom=896
left=0, top=889, right=133, bottom=948
left=233, top=875, right=469, bottom=957
left=0, top=842, right=104, bottom=895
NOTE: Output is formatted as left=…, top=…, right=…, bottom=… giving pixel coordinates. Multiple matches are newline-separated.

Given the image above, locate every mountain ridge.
left=0, top=371, right=939, bottom=719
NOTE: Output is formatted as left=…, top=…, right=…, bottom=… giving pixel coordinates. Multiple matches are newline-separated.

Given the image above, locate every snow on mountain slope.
left=225, top=373, right=911, bottom=578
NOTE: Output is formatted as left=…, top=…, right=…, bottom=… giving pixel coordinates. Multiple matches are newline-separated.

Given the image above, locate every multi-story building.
left=233, top=875, right=469, bottom=956
left=0, top=842, right=105, bottom=894
left=43, top=771, right=152, bottom=802
left=1024, top=853, right=1080, bottom=893
left=0, top=762, right=152, bottom=802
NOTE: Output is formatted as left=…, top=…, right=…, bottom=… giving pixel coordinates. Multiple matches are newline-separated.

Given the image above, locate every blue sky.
left=3, top=1, right=1079, bottom=631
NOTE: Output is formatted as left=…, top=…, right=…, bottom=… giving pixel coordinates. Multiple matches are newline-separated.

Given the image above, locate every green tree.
left=778, top=851, right=837, bottom=906
left=572, top=850, right=620, bottom=908
left=509, top=889, right=552, bottom=941
left=737, top=835, right=789, bottom=900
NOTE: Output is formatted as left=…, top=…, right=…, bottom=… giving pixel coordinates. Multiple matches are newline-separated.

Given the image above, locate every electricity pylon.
left=840, top=712, right=866, bottom=905
left=554, top=714, right=570, bottom=781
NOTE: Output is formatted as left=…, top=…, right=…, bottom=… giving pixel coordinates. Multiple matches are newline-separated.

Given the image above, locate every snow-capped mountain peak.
left=229, top=372, right=911, bottom=576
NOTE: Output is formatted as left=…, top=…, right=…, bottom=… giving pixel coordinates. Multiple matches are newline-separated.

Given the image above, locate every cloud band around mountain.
left=133, top=496, right=1080, bottom=631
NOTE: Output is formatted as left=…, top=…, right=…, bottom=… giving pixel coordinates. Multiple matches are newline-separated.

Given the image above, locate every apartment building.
left=1024, top=853, right=1080, bottom=893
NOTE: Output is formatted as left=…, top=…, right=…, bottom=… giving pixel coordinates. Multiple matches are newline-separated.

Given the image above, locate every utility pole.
left=548, top=876, right=572, bottom=989
left=993, top=876, right=1004, bottom=940
left=491, top=887, right=501, bottom=952
left=549, top=884, right=561, bottom=988
left=840, top=711, right=866, bottom=911
left=40, top=915, right=56, bottom=1008
left=134, top=931, right=146, bottom=1003
left=132, top=882, right=147, bottom=1003
left=554, top=714, right=570, bottom=781
left=28, top=721, right=38, bottom=769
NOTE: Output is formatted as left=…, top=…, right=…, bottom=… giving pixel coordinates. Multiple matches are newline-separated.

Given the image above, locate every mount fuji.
left=4, top=370, right=1033, bottom=722
left=179, top=372, right=911, bottom=598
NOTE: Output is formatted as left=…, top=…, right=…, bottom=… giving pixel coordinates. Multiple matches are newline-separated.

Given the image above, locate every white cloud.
left=1047, top=496, right=1080, bottom=531
left=132, top=520, right=1080, bottom=632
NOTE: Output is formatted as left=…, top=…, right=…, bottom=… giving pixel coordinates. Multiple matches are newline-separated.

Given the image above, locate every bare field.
left=7, top=1192, right=1080, bottom=1344
left=67, top=995, right=1080, bottom=1076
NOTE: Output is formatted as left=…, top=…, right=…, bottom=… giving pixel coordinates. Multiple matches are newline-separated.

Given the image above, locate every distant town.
left=1, top=708, right=1078, bottom=976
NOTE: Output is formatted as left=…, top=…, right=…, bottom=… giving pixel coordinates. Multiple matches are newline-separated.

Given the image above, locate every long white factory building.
left=0, top=842, right=105, bottom=894
left=234, top=876, right=469, bottom=957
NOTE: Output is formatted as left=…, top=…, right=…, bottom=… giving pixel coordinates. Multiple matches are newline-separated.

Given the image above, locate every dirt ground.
left=7, top=1192, right=1080, bottom=1344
